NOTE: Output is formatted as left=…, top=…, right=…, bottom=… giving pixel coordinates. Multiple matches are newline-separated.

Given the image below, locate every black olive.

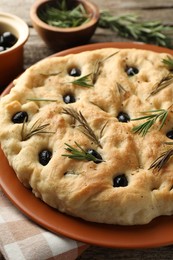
left=87, top=149, right=103, bottom=164
left=0, top=46, right=5, bottom=52
left=0, top=32, right=17, bottom=52
left=0, top=35, right=4, bottom=45
left=63, top=94, right=76, bottom=104
left=126, top=66, right=139, bottom=76
left=69, top=68, right=81, bottom=77
left=12, top=111, right=28, bottom=123
left=39, top=150, right=52, bottom=166
left=166, top=130, right=173, bottom=139
left=117, top=112, right=130, bottom=123
left=2, top=31, right=17, bottom=47
left=113, top=174, right=128, bottom=187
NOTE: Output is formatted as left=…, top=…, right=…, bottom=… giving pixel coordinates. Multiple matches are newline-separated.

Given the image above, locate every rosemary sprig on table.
left=132, top=109, right=169, bottom=136
left=38, top=0, right=91, bottom=28
left=70, top=73, right=93, bottom=87
left=62, top=142, right=103, bottom=163
left=21, top=119, right=54, bottom=141
left=99, top=11, right=172, bottom=47
left=149, top=142, right=173, bottom=171
left=62, top=108, right=102, bottom=148
left=148, top=73, right=173, bottom=97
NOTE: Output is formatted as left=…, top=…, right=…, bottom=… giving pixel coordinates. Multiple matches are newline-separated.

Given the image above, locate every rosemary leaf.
left=62, top=142, right=103, bottom=163
left=164, top=141, right=173, bottom=145
left=116, top=82, right=127, bottom=93
left=21, top=119, right=55, bottom=141
left=21, top=117, right=27, bottom=141
left=70, top=73, right=93, bottom=87
left=162, top=56, right=173, bottom=69
left=60, top=0, right=67, bottom=11
left=39, top=72, right=62, bottom=76
left=132, top=109, right=168, bottom=136
left=62, top=108, right=102, bottom=148
left=100, top=121, right=108, bottom=139
left=99, top=11, right=172, bottom=48
left=27, top=98, right=57, bottom=102
left=92, top=59, right=102, bottom=85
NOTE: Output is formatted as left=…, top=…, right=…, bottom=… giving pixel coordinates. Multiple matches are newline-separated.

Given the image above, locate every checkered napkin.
left=0, top=189, right=88, bottom=260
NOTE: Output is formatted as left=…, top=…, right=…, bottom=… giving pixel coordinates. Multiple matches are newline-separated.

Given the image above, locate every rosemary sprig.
left=162, top=56, right=173, bottom=69
left=132, top=109, right=168, bottom=136
left=62, top=142, right=103, bottom=163
left=92, top=52, right=119, bottom=84
left=70, top=73, right=93, bottom=87
left=148, top=73, right=173, bottom=97
left=38, top=0, right=91, bottom=28
left=70, top=53, right=118, bottom=87
left=62, top=108, right=102, bottom=148
left=21, top=119, right=54, bottom=141
left=99, top=11, right=172, bottom=48
left=149, top=142, right=173, bottom=171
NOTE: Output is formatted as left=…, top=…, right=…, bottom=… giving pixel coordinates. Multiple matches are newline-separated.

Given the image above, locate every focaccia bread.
left=1, top=48, right=173, bottom=225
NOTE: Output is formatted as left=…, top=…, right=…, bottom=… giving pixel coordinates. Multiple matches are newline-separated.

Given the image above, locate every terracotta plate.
left=1, top=42, right=173, bottom=249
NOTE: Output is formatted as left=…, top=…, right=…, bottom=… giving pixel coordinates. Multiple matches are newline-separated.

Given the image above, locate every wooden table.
left=1, top=1, right=173, bottom=259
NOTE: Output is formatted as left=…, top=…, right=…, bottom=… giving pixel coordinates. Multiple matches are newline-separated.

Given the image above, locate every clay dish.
left=30, top=0, right=100, bottom=51
left=0, top=12, right=29, bottom=91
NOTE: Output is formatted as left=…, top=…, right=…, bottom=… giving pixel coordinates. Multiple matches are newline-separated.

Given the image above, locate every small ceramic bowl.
left=0, top=12, right=29, bottom=91
left=30, top=0, right=100, bottom=51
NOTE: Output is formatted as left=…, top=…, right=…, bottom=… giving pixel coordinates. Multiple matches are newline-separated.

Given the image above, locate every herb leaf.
left=70, top=73, right=93, bottom=87
left=62, top=108, right=102, bottom=148
left=39, top=72, right=62, bottom=76
left=132, top=109, right=168, bottom=136
left=116, top=82, right=127, bottom=93
left=62, top=142, right=103, bottom=163
left=162, top=56, right=173, bottom=69
left=27, top=98, right=57, bottom=102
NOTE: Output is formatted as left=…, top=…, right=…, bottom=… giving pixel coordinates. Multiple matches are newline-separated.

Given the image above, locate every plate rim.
left=1, top=41, right=173, bottom=249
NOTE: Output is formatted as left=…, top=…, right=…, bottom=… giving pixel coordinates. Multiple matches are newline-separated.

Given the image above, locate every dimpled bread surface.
left=0, top=48, right=173, bottom=225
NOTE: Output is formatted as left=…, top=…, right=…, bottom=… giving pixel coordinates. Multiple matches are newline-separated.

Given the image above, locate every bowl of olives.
left=0, top=12, right=29, bottom=91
